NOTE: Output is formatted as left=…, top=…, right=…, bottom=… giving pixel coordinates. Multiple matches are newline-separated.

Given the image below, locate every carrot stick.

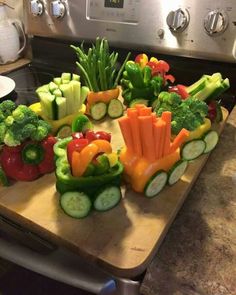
left=138, top=107, right=152, bottom=116
left=134, top=104, right=145, bottom=114
left=170, top=128, right=190, bottom=153
left=118, top=116, right=134, bottom=152
left=161, top=111, right=172, bottom=156
left=126, top=108, right=136, bottom=117
left=154, top=120, right=166, bottom=160
left=138, top=116, right=155, bottom=161
left=127, top=108, right=142, bottom=157
left=159, top=119, right=167, bottom=158
left=151, top=112, right=157, bottom=123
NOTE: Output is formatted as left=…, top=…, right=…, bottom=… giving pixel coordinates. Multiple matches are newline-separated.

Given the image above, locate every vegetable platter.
left=0, top=37, right=231, bottom=276
left=0, top=106, right=228, bottom=278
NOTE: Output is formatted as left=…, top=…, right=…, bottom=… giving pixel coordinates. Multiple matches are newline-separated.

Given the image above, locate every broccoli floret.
left=4, top=115, right=14, bottom=127
left=0, top=122, right=6, bottom=142
left=155, top=93, right=209, bottom=135
left=0, top=100, right=16, bottom=117
left=183, top=97, right=208, bottom=117
left=157, top=91, right=182, bottom=107
left=12, top=105, right=38, bottom=125
left=31, top=120, right=51, bottom=141
left=0, top=110, right=5, bottom=122
left=4, top=130, right=21, bottom=147
left=21, top=124, right=37, bottom=141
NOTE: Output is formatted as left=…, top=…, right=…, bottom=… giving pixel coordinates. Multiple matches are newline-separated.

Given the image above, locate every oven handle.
left=0, top=237, right=116, bottom=294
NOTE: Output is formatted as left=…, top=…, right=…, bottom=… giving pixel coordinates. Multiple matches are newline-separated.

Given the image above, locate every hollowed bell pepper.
left=54, top=137, right=123, bottom=196
left=0, top=136, right=57, bottom=181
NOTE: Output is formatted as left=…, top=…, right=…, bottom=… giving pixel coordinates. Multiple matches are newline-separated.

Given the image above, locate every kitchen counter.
left=141, top=106, right=236, bottom=295
left=0, top=58, right=31, bottom=75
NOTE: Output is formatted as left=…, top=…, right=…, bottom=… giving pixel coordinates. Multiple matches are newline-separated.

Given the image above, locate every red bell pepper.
left=169, top=84, right=189, bottom=99
left=0, top=135, right=57, bottom=181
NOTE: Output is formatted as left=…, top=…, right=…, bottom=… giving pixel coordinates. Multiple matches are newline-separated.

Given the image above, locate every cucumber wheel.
left=60, top=191, right=92, bottom=218
left=107, top=99, right=123, bottom=118
left=144, top=170, right=168, bottom=198
left=90, top=102, right=107, bottom=120
left=168, top=160, right=188, bottom=185
left=56, top=124, right=72, bottom=139
left=93, top=185, right=121, bottom=212
left=203, top=130, right=219, bottom=153
left=181, top=139, right=206, bottom=161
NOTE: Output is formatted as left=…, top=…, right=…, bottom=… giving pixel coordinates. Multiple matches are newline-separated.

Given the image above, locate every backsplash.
left=5, top=0, right=23, bottom=21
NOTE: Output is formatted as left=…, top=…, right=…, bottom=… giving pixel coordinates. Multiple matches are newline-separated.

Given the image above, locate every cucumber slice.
left=60, top=191, right=92, bottom=218
left=36, top=84, right=49, bottom=94
left=56, top=124, right=72, bottom=139
left=90, top=102, right=107, bottom=120
left=60, top=84, right=74, bottom=115
left=168, top=160, right=188, bottom=185
left=70, top=80, right=81, bottom=110
left=55, top=96, right=67, bottom=119
left=72, top=74, right=80, bottom=81
left=94, top=185, right=121, bottom=211
left=181, top=139, right=206, bottom=160
left=37, top=92, right=56, bottom=120
left=49, top=82, right=58, bottom=93
left=53, top=77, right=62, bottom=86
left=107, top=99, right=123, bottom=119
left=129, top=99, right=149, bottom=108
left=203, top=130, right=219, bottom=153
left=61, top=72, right=71, bottom=81
left=81, top=86, right=90, bottom=103
left=53, top=89, right=63, bottom=97
left=145, top=170, right=168, bottom=198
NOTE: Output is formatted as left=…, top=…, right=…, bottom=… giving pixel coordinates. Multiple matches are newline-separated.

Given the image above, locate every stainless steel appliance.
left=0, top=1, right=236, bottom=294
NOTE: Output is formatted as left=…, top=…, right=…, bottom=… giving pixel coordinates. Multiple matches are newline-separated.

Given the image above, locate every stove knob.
left=204, top=10, right=228, bottom=36
left=30, top=0, right=44, bottom=16
left=166, top=8, right=190, bottom=32
left=51, top=0, right=66, bottom=19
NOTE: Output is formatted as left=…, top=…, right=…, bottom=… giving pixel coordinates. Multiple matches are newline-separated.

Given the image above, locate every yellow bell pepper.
left=29, top=102, right=86, bottom=134
left=187, top=118, right=211, bottom=141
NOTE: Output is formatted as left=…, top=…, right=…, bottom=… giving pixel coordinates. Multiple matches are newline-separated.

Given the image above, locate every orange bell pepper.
left=71, top=140, right=112, bottom=177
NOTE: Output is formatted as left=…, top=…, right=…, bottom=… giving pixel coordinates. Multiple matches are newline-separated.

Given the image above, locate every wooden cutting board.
left=0, top=108, right=229, bottom=278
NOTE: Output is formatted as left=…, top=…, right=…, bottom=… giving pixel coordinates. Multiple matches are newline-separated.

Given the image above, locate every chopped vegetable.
left=0, top=101, right=51, bottom=147
left=168, top=160, right=188, bottom=185
left=107, top=99, right=123, bottom=118
left=71, top=37, right=131, bottom=92
left=181, top=139, right=206, bottom=160
left=60, top=191, right=92, bottom=219
left=1, top=136, right=57, bottom=181
left=93, top=185, right=122, bottom=211
left=144, top=170, right=168, bottom=198
left=90, top=102, right=107, bottom=121
left=202, top=130, right=219, bottom=153
left=155, top=93, right=209, bottom=135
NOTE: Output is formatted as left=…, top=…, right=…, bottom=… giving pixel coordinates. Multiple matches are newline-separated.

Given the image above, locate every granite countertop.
left=141, top=106, right=236, bottom=295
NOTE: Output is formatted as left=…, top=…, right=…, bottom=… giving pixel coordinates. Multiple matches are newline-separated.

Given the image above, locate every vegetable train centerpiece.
left=54, top=115, right=123, bottom=218
left=30, top=72, right=88, bottom=135
left=71, top=37, right=130, bottom=120
left=0, top=100, right=57, bottom=184
left=118, top=104, right=190, bottom=197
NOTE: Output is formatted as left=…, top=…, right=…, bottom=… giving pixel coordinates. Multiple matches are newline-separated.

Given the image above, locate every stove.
left=1, top=1, right=236, bottom=295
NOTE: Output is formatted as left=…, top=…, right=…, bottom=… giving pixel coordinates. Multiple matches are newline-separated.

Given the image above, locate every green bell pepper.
left=54, top=137, right=124, bottom=196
